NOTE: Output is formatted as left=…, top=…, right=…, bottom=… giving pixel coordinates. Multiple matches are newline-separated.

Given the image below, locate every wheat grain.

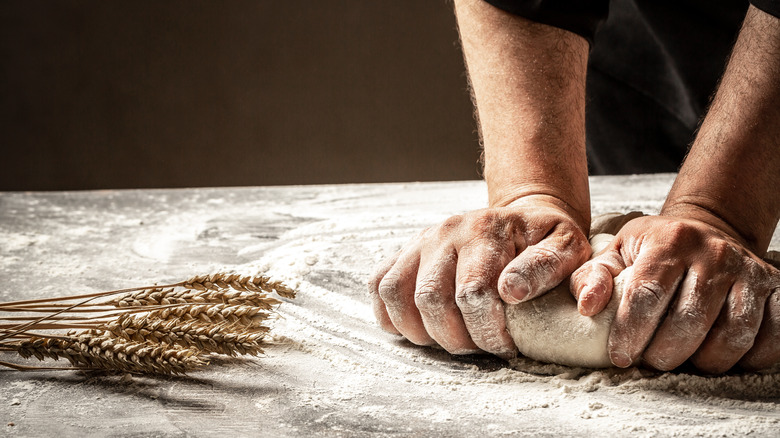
left=13, top=332, right=207, bottom=374
left=146, top=304, right=272, bottom=327
left=102, top=314, right=269, bottom=356
left=110, top=288, right=282, bottom=309
left=182, top=273, right=296, bottom=299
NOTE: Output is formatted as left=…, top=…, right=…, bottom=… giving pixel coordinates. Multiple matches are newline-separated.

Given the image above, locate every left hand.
left=570, top=214, right=780, bottom=373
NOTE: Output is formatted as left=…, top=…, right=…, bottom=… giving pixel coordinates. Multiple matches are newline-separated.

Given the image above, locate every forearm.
left=663, top=5, right=780, bottom=255
left=454, top=0, right=590, bottom=230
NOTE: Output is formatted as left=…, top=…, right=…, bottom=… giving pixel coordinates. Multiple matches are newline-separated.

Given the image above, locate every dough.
left=504, top=233, right=627, bottom=368
left=503, top=212, right=779, bottom=368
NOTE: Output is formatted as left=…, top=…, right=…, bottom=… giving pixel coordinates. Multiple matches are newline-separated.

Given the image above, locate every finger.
left=740, top=288, right=780, bottom=370
left=608, top=250, right=686, bottom=368
left=415, top=246, right=479, bottom=354
left=571, top=247, right=626, bottom=316
left=377, top=245, right=435, bottom=346
left=368, top=250, right=402, bottom=334
left=692, top=279, right=768, bottom=374
left=498, top=222, right=590, bottom=304
left=642, top=266, right=731, bottom=371
left=455, top=241, right=518, bottom=358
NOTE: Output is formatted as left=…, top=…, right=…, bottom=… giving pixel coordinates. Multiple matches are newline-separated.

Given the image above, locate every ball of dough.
left=504, top=234, right=631, bottom=368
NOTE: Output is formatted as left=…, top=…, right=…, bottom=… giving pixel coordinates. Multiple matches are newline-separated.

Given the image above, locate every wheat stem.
left=108, top=288, right=282, bottom=309
left=0, top=283, right=182, bottom=308
left=0, top=360, right=98, bottom=372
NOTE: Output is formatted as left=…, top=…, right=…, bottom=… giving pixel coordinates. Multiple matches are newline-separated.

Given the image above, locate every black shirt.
left=482, top=0, right=779, bottom=174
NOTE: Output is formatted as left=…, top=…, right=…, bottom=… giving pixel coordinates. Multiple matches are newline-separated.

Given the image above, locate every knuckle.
left=569, top=267, right=589, bottom=291
left=465, top=211, right=504, bottom=239
left=721, top=315, right=757, bottom=352
left=670, top=308, right=710, bottom=339
left=707, top=240, right=733, bottom=266
left=377, top=274, right=402, bottom=304
left=455, top=282, right=493, bottom=315
left=570, top=262, right=590, bottom=281
left=663, top=221, right=694, bottom=244
left=744, top=259, right=772, bottom=284
left=439, top=214, right=464, bottom=234
left=627, top=281, right=666, bottom=309
left=769, top=290, right=780, bottom=312
left=529, top=246, right=564, bottom=274
left=572, top=232, right=591, bottom=257
left=558, top=222, right=588, bottom=248
left=414, top=282, right=447, bottom=312
left=516, top=246, right=566, bottom=293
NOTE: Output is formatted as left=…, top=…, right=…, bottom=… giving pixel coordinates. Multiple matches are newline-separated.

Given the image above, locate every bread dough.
left=504, top=233, right=628, bottom=368
left=504, top=212, right=780, bottom=368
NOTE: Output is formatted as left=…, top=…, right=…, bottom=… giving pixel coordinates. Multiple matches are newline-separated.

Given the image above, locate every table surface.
left=1, top=174, right=779, bottom=437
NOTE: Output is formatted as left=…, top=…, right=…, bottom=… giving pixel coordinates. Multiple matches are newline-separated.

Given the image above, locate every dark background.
left=0, top=1, right=480, bottom=191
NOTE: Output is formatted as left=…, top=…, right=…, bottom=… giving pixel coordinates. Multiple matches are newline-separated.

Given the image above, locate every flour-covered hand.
left=571, top=215, right=780, bottom=373
left=368, top=195, right=591, bottom=358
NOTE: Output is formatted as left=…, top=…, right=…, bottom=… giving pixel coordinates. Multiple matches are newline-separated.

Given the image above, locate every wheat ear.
left=109, top=287, right=282, bottom=310
left=142, top=304, right=271, bottom=328
left=101, top=314, right=269, bottom=356
left=183, top=273, right=297, bottom=299
left=12, top=332, right=207, bottom=374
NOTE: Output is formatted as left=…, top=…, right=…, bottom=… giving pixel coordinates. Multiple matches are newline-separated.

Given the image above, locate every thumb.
left=570, top=241, right=626, bottom=316
left=499, top=224, right=590, bottom=304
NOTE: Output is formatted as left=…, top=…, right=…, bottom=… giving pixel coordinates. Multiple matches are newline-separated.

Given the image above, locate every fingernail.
left=502, top=273, right=529, bottom=304
left=577, top=286, right=596, bottom=315
left=610, top=350, right=633, bottom=368
left=578, top=294, right=593, bottom=316
left=577, top=284, right=590, bottom=301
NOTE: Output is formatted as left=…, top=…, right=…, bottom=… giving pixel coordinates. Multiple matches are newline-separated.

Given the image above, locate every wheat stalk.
left=108, top=287, right=282, bottom=310
left=9, top=332, right=207, bottom=374
left=144, top=303, right=273, bottom=327
left=101, top=314, right=269, bottom=356
left=182, top=273, right=297, bottom=299
left=0, top=272, right=296, bottom=310
left=0, top=272, right=296, bottom=374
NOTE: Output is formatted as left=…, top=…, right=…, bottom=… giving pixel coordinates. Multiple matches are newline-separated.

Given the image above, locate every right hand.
left=367, top=195, right=591, bottom=358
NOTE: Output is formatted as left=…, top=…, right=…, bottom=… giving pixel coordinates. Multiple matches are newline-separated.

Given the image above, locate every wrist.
left=485, top=144, right=590, bottom=231
left=661, top=197, right=772, bottom=255
left=491, top=188, right=591, bottom=234
left=661, top=6, right=780, bottom=256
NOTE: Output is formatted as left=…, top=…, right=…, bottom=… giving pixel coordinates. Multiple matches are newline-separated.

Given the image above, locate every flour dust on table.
left=3, top=179, right=779, bottom=436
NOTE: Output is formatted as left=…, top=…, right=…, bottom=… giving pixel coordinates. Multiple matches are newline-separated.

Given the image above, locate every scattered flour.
left=3, top=179, right=778, bottom=436
left=230, top=197, right=780, bottom=437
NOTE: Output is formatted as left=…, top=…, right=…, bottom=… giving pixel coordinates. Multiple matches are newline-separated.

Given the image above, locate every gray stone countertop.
left=1, top=174, right=779, bottom=437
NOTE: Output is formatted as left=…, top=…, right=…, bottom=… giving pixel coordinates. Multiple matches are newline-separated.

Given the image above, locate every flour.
left=232, top=198, right=780, bottom=437
left=3, top=179, right=778, bottom=436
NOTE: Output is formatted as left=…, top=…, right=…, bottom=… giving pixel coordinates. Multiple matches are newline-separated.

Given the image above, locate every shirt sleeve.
left=750, top=0, right=780, bottom=18
left=481, top=0, right=609, bottom=46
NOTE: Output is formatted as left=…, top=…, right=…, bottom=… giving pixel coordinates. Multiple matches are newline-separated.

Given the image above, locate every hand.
left=368, top=195, right=591, bottom=358
left=571, top=215, right=780, bottom=373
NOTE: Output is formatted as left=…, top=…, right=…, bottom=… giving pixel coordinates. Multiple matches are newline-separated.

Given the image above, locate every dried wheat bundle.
left=0, top=272, right=295, bottom=375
